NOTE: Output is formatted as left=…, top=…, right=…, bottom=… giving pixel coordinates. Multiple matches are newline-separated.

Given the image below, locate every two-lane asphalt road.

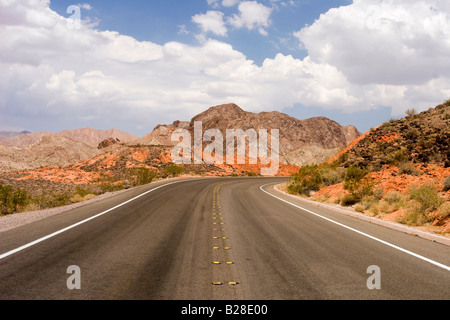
left=0, top=177, right=449, bottom=300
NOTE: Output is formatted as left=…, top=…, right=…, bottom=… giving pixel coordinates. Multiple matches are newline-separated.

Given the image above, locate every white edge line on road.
left=260, top=183, right=450, bottom=272
left=0, top=180, right=184, bottom=261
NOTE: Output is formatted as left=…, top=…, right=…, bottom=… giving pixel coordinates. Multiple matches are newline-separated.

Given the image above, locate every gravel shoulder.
left=0, top=187, right=134, bottom=233
left=0, top=176, right=202, bottom=233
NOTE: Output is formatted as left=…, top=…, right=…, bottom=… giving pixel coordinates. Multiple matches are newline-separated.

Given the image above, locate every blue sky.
left=49, top=0, right=349, bottom=65
left=1, top=0, right=449, bottom=136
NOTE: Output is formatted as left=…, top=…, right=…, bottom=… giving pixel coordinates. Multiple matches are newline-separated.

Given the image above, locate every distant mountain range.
left=0, top=128, right=139, bottom=173
left=0, top=127, right=138, bottom=148
left=0, top=130, right=32, bottom=139
left=0, top=104, right=360, bottom=174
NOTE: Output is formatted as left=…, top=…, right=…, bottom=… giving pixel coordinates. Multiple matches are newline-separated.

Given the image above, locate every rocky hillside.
left=136, top=103, right=361, bottom=166
left=0, top=135, right=102, bottom=173
left=0, top=128, right=139, bottom=173
left=332, top=102, right=450, bottom=169
left=0, top=127, right=139, bottom=149
left=134, top=121, right=190, bottom=146
left=287, top=100, right=450, bottom=235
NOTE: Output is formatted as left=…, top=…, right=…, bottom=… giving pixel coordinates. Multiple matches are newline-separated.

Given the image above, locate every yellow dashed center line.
left=210, top=182, right=239, bottom=287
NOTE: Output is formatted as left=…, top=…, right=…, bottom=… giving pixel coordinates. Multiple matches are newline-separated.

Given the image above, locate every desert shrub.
left=344, top=166, right=367, bottom=183
left=287, top=164, right=323, bottom=196
left=70, top=186, right=97, bottom=203
left=386, top=149, right=408, bottom=164
left=98, top=182, right=126, bottom=193
left=408, top=184, right=444, bottom=213
left=360, top=196, right=378, bottom=211
left=70, top=193, right=96, bottom=203
left=340, top=193, right=358, bottom=206
left=0, top=185, right=30, bottom=215
left=443, top=176, right=450, bottom=192
left=400, top=184, right=445, bottom=226
left=398, top=161, right=422, bottom=176
left=320, top=163, right=346, bottom=186
left=33, top=192, right=71, bottom=210
left=354, top=203, right=365, bottom=212
left=128, top=167, right=158, bottom=186
left=338, top=152, right=349, bottom=164
left=373, top=186, right=384, bottom=200
left=343, top=166, right=374, bottom=200
left=164, top=163, right=184, bottom=177
left=400, top=200, right=429, bottom=226
left=383, top=191, right=406, bottom=206
left=287, top=163, right=345, bottom=196
left=405, top=108, right=417, bottom=117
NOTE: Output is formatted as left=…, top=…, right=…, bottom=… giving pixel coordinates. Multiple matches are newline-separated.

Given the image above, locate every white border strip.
left=260, top=183, right=450, bottom=272
left=0, top=180, right=183, bottom=261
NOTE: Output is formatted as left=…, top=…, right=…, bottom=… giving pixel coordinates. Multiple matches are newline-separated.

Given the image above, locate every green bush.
left=383, top=191, right=405, bottom=206
left=408, top=183, right=444, bottom=213
left=399, top=184, right=445, bottom=226
left=320, top=163, right=346, bottom=186
left=33, top=192, right=71, bottom=211
left=287, top=163, right=346, bottom=197
left=287, top=164, right=323, bottom=196
left=164, top=163, right=184, bottom=177
left=98, top=182, right=126, bottom=193
left=128, top=167, right=158, bottom=186
left=386, top=149, right=407, bottom=164
left=398, top=161, right=422, bottom=176
left=344, top=166, right=367, bottom=182
left=0, top=184, right=30, bottom=215
left=343, top=166, right=374, bottom=200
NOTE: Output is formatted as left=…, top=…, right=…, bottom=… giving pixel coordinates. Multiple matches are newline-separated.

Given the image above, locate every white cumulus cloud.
left=192, top=10, right=228, bottom=37
left=228, top=1, right=273, bottom=35
left=1, top=0, right=449, bottom=135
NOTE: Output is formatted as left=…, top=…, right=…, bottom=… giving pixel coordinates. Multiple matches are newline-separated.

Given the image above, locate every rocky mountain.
left=137, top=103, right=361, bottom=166
left=0, top=127, right=139, bottom=148
left=0, top=128, right=139, bottom=173
left=134, top=121, right=190, bottom=146
left=0, top=135, right=102, bottom=173
left=0, top=131, right=53, bottom=148
left=331, top=102, right=450, bottom=169
left=58, top=127, right=139, bottom=148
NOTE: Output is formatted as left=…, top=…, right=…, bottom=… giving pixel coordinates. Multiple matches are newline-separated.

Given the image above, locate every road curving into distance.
left=0, top=177, right=449, bottom=300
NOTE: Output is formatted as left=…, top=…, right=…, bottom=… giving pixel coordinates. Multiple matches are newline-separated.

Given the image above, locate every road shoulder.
left=268, top=182, right=450, bottom=247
